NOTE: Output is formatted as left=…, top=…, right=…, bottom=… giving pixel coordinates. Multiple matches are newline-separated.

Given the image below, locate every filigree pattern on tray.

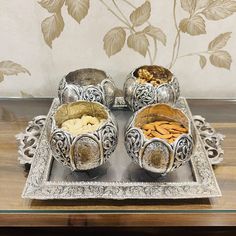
left=16, top=115, right=46, bottom=165
left=193, top=115, right=225, bottom=165
left=21, top=97, right=222, bottom=200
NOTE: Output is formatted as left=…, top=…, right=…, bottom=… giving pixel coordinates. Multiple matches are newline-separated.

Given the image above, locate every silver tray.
left=22, top=98, right=222, bottom=200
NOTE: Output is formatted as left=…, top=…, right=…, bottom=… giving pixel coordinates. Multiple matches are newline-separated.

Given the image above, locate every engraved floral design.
left=83, top=86, right=103, bottom=103
left=101, top=123, right=118, bottom=160
left=125, top=128, right=143, bottom=164
left=174, top=136, right=193, bottom=161
left=50, top=130, right=71, bottom=167
left=132, top=83, right=156, bottom=111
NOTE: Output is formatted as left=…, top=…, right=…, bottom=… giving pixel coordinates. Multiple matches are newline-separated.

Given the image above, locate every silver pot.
left=125, top=103, right=196, bottom=175
left=58, top=68, right=116, bottom=108
left=124, top=65, right=180, bottom=111
left=47, top=101, right=118, bottom=171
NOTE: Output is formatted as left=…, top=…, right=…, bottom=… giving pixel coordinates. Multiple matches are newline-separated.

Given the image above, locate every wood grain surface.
left=0, top=98, right=236, bottom=227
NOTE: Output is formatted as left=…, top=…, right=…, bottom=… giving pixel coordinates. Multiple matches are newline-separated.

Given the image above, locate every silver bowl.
left=125, top=103, right=196, bottom=175
left=58, top=68, right=116, bottom=108
left=124, top=65, right=180, bottom=111
left=47, top=101, right=118, bottom=171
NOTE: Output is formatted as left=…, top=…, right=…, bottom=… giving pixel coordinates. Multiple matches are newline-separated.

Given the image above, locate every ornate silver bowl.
left=47, top=101, right=118, bottom=171
left=124, top=65, right=180, bottom=111
left=58, top=68, right=116, bottom=108
left=125, top=103, right=196, bottom=175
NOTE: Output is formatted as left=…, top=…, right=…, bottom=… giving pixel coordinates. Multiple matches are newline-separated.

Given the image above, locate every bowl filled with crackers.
left=47, top=100, right=118, bottom=171
left=124, top=65, right=180, bottom=111
left=58, top=68, right=116, bottom=108
left=125, top=103, right=196, bottom=175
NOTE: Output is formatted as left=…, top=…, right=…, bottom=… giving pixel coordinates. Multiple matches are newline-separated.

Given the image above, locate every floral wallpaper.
left=0, top=0, right=236, bottom=98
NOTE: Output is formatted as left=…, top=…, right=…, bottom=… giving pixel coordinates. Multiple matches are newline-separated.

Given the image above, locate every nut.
left=136, top=67, right=171, bottom=87
left=141, top=120, right=188, bottom=143
left=61, top=115, right=106, bottom=136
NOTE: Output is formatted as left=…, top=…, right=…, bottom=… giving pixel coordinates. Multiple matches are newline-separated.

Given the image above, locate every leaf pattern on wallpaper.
left=103, top=27, right=126, bottom=57
left=100, top=0, right=166, bottom=64
left=129, top=1, right=151, bottom=26
left=180, top=0, right=210, bottom=12
left=180, top=0, right=196, bottom=14
left=204, top=32, right=232, bottom=69
left=169, top=0, right=236, bottom=70
left=143, top=26, right=166, bottom=46
left=0, top=61, right=31, bottom=82
left=127, top=33, right=149, bottom=56
left=39, top=0, right=90, bottom=47
left=201, top=32, right=232, bottom=69
left=202, top=0, right=236, bottom=20
left=41, top=13, right=64, bottom=48
left=210, top=50, right=232, bottom=69
left=37, top=0, right=236, bottom=72
left=199, top=55, right=207, bottom=68
left=178, top=31, right=232, bottom=70
left=179, top=0, right=236, bottom=36
left=208, top=32, right=231, bottom=50
left=179, top=15, right=206, bottom=35
left=38, top=0, right=65, bottom=13
left=65, top=0, right=90, bottom=23
left=195, top=0, right=211, bottom=10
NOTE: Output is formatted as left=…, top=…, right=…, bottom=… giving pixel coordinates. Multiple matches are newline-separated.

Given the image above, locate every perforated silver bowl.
left=125, top=103, right=196, bottom=175
left=58, top=68, right=116, bottom=108
left=124, top=65, right=180, bottom=112
left=47, top=101, right=118, bottom=171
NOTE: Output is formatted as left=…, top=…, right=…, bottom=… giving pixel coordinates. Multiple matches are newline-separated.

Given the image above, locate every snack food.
left=141, top=120, right=188, bottom=143
left=61, top=115, right=106, bottom=136
left=136, top=67, right=171, bottom=87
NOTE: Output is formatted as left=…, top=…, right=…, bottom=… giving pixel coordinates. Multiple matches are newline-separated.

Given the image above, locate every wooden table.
left=0, top=98, right=236, bottom=229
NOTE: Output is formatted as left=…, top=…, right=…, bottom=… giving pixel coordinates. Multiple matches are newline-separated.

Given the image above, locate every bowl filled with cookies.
left=124, top=65, right=180, bottom=111
left=125, top=103, right=196, bottom=174
left=58, top=68, right=116, bottom=108
left=47, top=100, right=118, bottom=171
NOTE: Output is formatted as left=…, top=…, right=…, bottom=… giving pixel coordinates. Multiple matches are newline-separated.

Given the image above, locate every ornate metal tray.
left=21, top=97, right=222, bottom=199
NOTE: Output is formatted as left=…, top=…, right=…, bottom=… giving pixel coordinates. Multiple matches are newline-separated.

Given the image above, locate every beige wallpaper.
left=0, top=0, right=236, bottom=98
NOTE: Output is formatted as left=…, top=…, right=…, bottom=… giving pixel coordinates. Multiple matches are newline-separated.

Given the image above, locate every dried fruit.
left=140, top=120, right=188, bottom=143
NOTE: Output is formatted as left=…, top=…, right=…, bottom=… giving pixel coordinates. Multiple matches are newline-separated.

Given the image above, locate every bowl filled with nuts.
left=125, top=103, right=196, bottom=175
left=124, top=65, right=180, bottom=111
left=47, top=100, right=118, bottom=171
left=58, top=68, right=116, bottom=108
